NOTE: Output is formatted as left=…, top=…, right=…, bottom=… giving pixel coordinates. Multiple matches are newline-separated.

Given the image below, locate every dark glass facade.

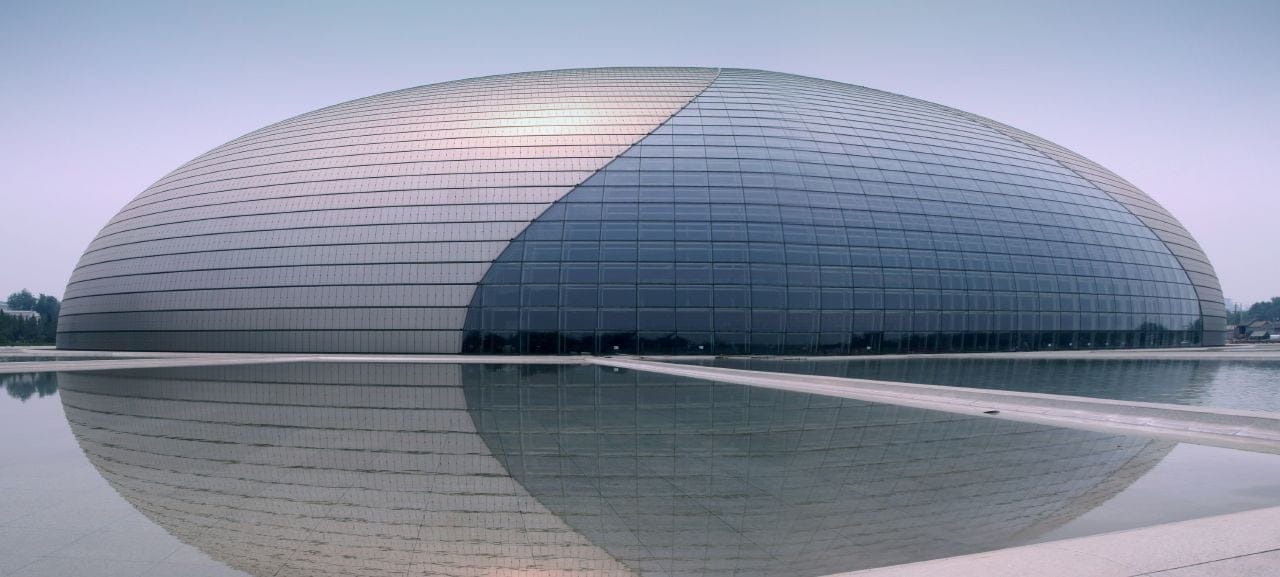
left=462, top=69, right=1220, bottom=355
left=59, top=68, right=1224, bottom=354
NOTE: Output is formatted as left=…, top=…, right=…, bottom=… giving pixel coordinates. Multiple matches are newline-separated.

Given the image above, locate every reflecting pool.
left=1, top=373, right=58, bottom=401
left=1, top=363, right=1279, bottom=576
left=0, top=355, right=123, bottom=363
left=683, top=358, right=1280, bottom=412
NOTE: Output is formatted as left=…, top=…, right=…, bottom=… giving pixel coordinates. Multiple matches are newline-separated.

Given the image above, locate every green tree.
left=1242, top=297, right=1280, bottom=323
left=33, top=294, right=59, bottom=319
left=6, top=289, right=36, bottom=311
left=2, top=373, right=58, bottom=401
left=33, top=294, right=60, bottom=342
left=1, top=291, right=60, bottom=345
left=0, top=315, right=40, bottom=345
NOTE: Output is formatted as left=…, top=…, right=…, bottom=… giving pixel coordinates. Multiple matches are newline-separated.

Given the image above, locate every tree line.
left=1227, top=296, right=1280, bottom=325
left=1, top=289, right=60, bottom=345
left=2, top=373, right=58, bottom=401
left=2, top=286, right=1275, bottom=344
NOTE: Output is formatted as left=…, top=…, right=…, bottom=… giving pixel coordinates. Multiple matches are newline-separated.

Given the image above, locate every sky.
left=1, top=0, right=1276, bottom=305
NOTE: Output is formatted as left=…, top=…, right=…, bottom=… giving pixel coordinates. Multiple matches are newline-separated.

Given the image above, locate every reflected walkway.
left=61, top=363, right=1175, bottom=576
left=597, top=357, right=1280, bottom=455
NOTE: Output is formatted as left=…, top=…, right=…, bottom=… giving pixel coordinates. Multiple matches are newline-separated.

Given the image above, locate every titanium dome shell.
left=58, top=67, right=1225, bottom=354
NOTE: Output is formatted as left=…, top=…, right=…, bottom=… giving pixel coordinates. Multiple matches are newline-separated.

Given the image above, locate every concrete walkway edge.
left=828, top=505, right=1280, bottom=577
left=590, top=357, right=1280, bottom=455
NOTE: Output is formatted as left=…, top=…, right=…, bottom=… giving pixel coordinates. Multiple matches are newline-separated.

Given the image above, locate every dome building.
left=58, top=68, right=1225, bottom=354
left=60, top=363, right=1173, bottom=576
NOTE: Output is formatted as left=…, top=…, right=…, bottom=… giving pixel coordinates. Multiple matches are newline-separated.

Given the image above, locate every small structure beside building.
left=0, top=306, right=41, bottom=322
left=1242, top=319, right=1279, bottom=342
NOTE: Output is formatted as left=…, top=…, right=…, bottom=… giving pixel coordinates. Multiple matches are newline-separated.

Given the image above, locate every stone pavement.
left=835, top=505, right=1280, bottom=577
left=595, top=356, right=1280, bottom=455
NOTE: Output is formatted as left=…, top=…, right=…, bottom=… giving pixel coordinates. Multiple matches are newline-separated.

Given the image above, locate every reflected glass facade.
left=61, top=362, right=1172, bottom=576
left=59, top=68, right=1225, bottom=354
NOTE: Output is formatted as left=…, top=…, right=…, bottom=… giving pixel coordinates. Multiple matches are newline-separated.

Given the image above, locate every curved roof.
left=58, top=68, right=1223, bottom=353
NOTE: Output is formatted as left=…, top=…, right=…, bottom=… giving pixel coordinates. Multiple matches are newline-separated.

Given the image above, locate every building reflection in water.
left=60, top=363, right=1171, bottom=577
left=693, top=358, right=1225, bottom=407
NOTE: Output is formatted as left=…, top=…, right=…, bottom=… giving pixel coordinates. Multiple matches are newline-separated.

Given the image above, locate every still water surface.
left=1, top=363, right=1278, bottom=577
left=0, top=356, right=122, bottom=363
left=686, top=358, right=1280, bottom=412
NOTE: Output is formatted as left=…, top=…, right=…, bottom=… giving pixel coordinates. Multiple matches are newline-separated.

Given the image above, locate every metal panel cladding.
left=59, top=68, right=1223, bottom=354
left=59, top=68, right=718, bottom=352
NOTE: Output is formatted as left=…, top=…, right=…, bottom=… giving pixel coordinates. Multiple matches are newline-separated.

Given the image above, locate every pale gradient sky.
left=1, top=0, right=1276, bottom=305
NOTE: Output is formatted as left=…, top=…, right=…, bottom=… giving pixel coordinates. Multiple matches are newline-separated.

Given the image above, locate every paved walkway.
left=641, top=343, right=1280, bottom=362
left=6, top=343, right=1277, bottom=374
left=5, top=345, right=1280, bottom=576
left=594, top=357, right=1280, bottom=455
left=0, top=350, right=589, bottom=374
left=6, top=349, right=1280, bottom=455
left=834, top=505, right=1280, bottom=577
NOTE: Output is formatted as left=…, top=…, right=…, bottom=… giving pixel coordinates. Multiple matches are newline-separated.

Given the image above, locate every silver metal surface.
left=60, top=68, right=1223, bottom=353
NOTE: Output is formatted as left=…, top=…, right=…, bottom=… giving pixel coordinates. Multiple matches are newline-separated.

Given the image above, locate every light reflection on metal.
left=58, top=68, right=1223, bottom=354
